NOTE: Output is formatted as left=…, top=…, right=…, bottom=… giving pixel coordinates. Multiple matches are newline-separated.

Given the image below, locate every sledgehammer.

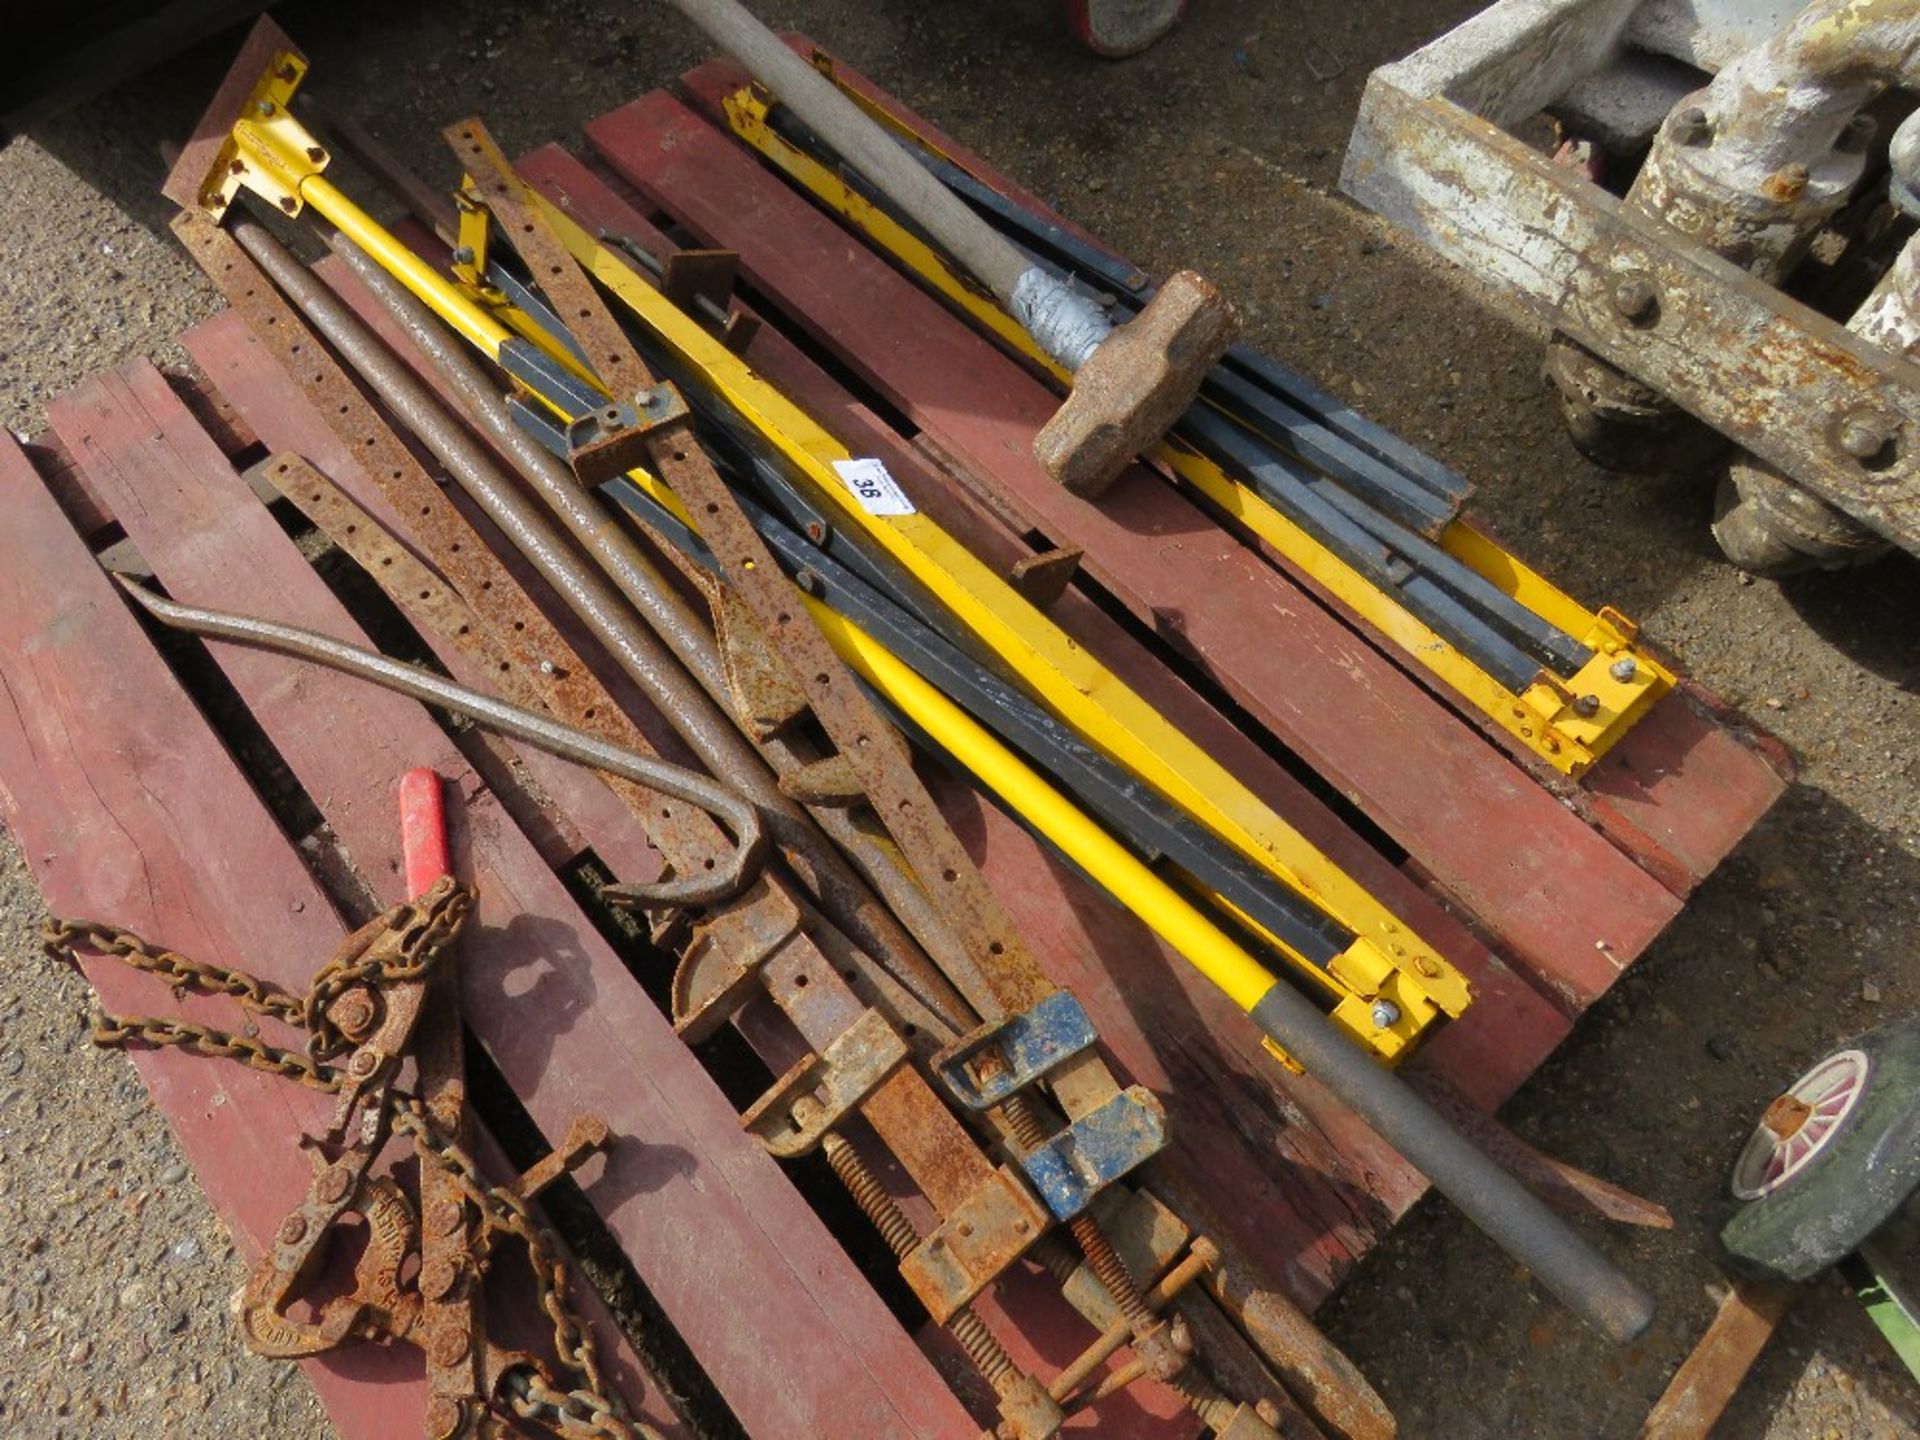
left=659, top=0, right=1238, bottom=497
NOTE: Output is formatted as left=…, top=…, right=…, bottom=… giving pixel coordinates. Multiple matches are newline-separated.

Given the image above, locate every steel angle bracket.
left=934, top=990, right=1098, bottom=1111
left=715, top=78, right=1675, bottom=776
left=509, top=189, right=1471, bottom=1055
left=742, top=1008, right=908, bottom=1157
left=1020, top=1087, right=1169, bottom=1222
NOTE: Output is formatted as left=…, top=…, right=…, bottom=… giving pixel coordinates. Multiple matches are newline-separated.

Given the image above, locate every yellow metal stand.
left=717, top=79, right=1675, bottom=777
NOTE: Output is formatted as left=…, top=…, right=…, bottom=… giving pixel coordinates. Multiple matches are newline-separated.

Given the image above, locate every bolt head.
left=1369, top=999, right=1402, bottom=1029
left=1838, top=410, right=1897, bottom=462
left=451, top=246, right=476, bottom=266
left=276, top=1214, right=308, bottom=1246
left=1611, top=274, right=1658, bottom=325
left=254, top=99, right=276, bottom=117
left=316, top=1166, right=353, bottom=1205
left=425, top=1397, right=464, bottom=1440
left=1571, top=694, right=1601, bottom=719
left=1609, top=657, right=1639, bottom=683
left=348, top=1050, right=380, bottom=1077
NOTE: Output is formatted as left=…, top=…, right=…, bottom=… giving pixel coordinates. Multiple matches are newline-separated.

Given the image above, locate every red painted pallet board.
left=0, top=431, right=676, bottom=1438
left=748, top=39, right=1793, bottom=899
left=45, top=361, right=974, bottom=1440
left=589, top=84, right=1695, bottom=1014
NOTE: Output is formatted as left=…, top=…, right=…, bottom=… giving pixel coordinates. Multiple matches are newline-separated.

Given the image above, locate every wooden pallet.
left=0, top=52, right=1789, bottom=1440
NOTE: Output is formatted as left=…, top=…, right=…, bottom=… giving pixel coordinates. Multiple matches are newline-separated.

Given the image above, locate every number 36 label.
left=831, top=457, right=916, bottom=517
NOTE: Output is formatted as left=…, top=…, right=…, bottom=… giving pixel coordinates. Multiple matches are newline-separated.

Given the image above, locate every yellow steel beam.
left=717, top=81, right=1675, bottom=776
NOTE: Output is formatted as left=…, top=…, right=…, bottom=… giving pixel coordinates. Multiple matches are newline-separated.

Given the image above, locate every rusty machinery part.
left=1541, top=1, right=1919, bottom=565
left=111, top=576, right=765, bottom=912
left=656, top=0, right=1236, bottom=496
left=1341, top=0, right=1920, bottom=575
left=1715, top=228, right=1918, bottom=574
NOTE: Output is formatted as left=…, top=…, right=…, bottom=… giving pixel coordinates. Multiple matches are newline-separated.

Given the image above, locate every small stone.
left=157, top=1162, right=187, bottom=1186
left=28, top=1266, right=48, bottom=1286
left=1086, top=176, right=1106, bottom=192
left=167, top=1236, right=200, bottom=1264
left=1863, top=980, right=1883, bottom=1004
left=66, top=1339, right=90, bottom=1365
left=1706, top=1032, right=1738, bottom=1061
left=0, top=1050, right=23, bottom=1078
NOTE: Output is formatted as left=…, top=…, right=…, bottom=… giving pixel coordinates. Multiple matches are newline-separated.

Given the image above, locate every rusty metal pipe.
left=112, top=576, right=763, bottom=911
left=260, top=219, right=972, bottom=1033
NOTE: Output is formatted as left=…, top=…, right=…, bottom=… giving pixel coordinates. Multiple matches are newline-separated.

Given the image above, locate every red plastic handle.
left=398, top=767, right=451, bottom=899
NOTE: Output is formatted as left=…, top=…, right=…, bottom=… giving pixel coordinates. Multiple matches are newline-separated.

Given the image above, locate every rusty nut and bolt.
left=1837, top=409, right=1898, bottom=464
left=1610, top=274, right=1659, bottom=326
left=277, top=1214, right=308, bottom=1246
left=1571, top=694, right=1601, bottom=719
left=316, top=1165, right=354, bottom=1205
left=1765, top=163, right=1811, bottom=203
left=329, top=989, right=377, bottom=1040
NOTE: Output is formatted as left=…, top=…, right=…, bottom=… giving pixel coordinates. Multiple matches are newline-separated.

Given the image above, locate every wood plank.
left=0, top=431, right=677, bottom=1439
left=179, top=308, right=666, bottom=888
left=593, top=87, right=1686, bottom=1013
left=699, top=45, right=1790, bottom=901
left=515, top=142, right=1572, bottom=1114
left=46, top=360, right=974, bottom=1440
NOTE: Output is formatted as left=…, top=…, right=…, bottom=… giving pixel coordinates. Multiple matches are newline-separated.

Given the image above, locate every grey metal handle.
left=660, top=0, right=1034, bottom=305
left=1250, top=979, right=1656, bottom=1343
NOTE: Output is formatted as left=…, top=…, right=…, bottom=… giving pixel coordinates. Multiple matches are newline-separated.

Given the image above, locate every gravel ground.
left=1, top=1, right=1917, bottom=1437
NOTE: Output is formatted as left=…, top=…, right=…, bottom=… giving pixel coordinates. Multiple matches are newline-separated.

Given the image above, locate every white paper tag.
left=831, top=457, right=916, bottom=517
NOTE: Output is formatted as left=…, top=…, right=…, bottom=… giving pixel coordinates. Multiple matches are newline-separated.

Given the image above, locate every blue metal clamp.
left=1019, top=1086, right=1168, bottom=1221
left=932, top=990, right=1098, bottom=1112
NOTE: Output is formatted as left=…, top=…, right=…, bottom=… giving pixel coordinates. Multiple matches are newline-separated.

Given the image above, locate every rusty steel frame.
left=1339, top=0, right=1920, bottom=553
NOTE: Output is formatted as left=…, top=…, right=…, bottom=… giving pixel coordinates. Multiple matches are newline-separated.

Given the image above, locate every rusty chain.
left=42, top=884, right=648, bottom=1440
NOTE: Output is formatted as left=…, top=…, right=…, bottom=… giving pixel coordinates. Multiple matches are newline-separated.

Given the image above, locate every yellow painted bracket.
left=716, top=80, right=1676, bottom=777
left=493, top=194, right=1471, bottom=1060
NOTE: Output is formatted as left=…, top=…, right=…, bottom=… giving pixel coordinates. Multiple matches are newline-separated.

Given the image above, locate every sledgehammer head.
left=1035, top=270, right=1238, bottom=498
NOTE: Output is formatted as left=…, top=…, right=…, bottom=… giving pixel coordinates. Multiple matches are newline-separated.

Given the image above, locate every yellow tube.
left=806, top=597, right=1282, bottom=1015
left=299, top=175, right=518, bottom=359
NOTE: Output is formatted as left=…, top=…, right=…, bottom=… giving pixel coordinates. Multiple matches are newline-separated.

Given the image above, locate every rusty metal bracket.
left=669, top=897, right=806, bottom=1043
left=933, top=990, right=1099, bottom=1112
left=565, top=382, right=694, bottom=485
left=898, top=1164, right=1053, bottom=1322
left=741, top=1007, right=909, bottom=1157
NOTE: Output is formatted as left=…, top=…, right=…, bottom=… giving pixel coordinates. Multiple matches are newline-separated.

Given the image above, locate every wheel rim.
left=1732, top=1049, right=1871, bottom=1200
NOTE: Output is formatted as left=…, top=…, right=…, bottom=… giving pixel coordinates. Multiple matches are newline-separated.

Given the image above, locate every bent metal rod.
left=112, top=574, right=765, bottom=911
